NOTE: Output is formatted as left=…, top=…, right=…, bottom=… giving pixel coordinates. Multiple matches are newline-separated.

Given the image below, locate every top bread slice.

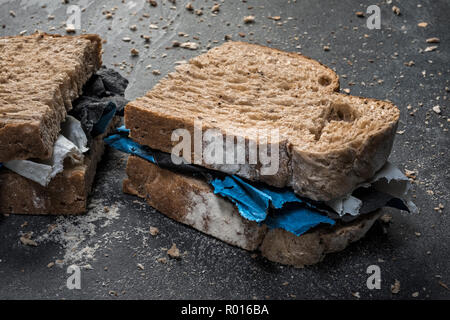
left=0, top=33, right=102, bottom=163
left=125, top=41, right=399, bottom=201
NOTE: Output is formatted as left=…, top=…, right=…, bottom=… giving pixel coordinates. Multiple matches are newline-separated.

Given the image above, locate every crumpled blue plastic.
left=211, top=175, right=335, bottom=235
left=105, top=127, right=335, bottom=236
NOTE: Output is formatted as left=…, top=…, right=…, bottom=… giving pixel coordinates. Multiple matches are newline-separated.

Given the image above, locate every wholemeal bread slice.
left=125, top=42, right=399, bottom=201
left=123, top=155, right=382, bottom=267
left=0, top=118, right=117, bottom=215
left=0, top=33, right=102, bottom=163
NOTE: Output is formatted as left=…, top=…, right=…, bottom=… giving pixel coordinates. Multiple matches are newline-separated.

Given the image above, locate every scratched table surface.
left=0, top=0, right=449, bottom=300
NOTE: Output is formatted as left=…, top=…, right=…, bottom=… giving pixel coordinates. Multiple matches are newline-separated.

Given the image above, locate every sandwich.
left=106, top=42, right=415, bottom=267
left=0, top=33, right=128, bottom=215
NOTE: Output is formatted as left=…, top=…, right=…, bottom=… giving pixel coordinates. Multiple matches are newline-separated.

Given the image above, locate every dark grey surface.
left=0, top=0, right=449, bottom=300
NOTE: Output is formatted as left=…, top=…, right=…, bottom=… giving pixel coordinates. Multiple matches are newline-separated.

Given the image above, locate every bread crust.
left=260, top=211, right=381, bottom=267
left=0, top=33, right=102, bottom=162
left=125, top=42, right=399, bottom=201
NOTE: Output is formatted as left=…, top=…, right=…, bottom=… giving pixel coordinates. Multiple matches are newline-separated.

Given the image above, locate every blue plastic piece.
left=104, top=133, right=156, bottom=164
left=265, top=204, right=335, bottom=236
left=211, top=175, right=271, bottom=222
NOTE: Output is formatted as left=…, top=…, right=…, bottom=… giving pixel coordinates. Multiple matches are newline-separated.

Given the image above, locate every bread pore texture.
left=125, top=41, right=399, bottom=201
left=0, top=33, right=102, bottom=162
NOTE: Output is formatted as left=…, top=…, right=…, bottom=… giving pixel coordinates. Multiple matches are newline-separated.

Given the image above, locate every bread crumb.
left=424, top=46, right=438, bottom=52
left=65, top=24, right=76, bottom=33
left=20, top=233, right=38, bottom=247
left=180, top=42, right=198, bottom=50
left=355, top=12, right=364, bottom=17
left=149, top=226, right=159, bottom=236
left=418, top=22, right=428, bottom=28
left=137, top=263, right=144, bottom=270
left=211, top=4, right=220, bottom=13
left=157, top=257, right=167, bottom=264
left=391, top=280, right=401, bottom=294
left=439, top=281, right=449, bottom=290
left=185, top=2, right=193, bottom=11
left=167, top=243, right=180, bottom=259
left=392, top=6, right=401, bottom=15
left=152, top=69, right=161, bottom=75
left=130, top=48, right=139, bottom=56
left=432, top=105, right=441, bottom=114
left=9, top=10, right=16, bottom=17
left=405, top=169, right=417, bottom=179
left=149, top=0, right=157, bottom=7
left=426, top=37, right=440, bottom=43
left=244, top=16, right=255, bottom=24
left=323, top=45, right=330, bottom=51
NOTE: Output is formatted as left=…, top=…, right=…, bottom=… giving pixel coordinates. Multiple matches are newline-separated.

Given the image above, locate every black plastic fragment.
left=69, top=67, right=129, bottom=138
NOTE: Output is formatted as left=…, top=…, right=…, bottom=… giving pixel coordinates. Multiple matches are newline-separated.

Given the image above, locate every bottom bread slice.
left=0, top=119, right=117, bottom=215
left=123, top=155, right=266, bottom=251
left=123, top=155, right=382, bottom=267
